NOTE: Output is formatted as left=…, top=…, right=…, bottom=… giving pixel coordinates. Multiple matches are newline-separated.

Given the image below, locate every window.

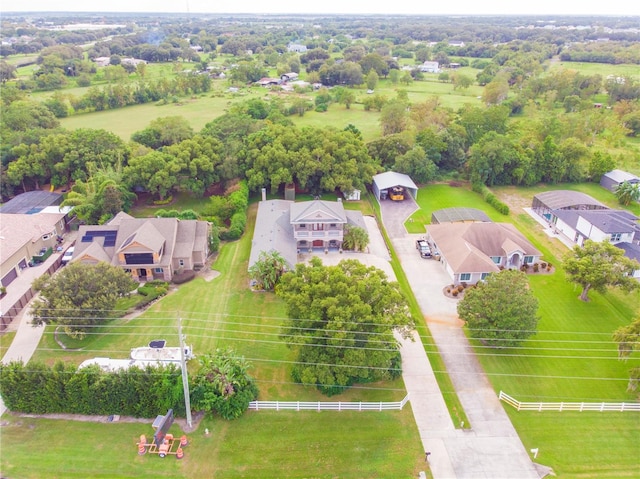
left=42, top=234, right=51, bottom=241
left=179, top=259, right=185, bottom=267
left=480, top=272, right=490, bottom=280
left=524, top=256, right=534, bottom=264
left=299, top=224, right=306, bottom=228
left=329, top=223, right=336, bottom=227
left=154, top=268, right=164, bottom=273
left=491, top=256, right=501, bottom=264
left=460, top=273, right=471, bottom=281
left=611, top=233, right=622, bottom=242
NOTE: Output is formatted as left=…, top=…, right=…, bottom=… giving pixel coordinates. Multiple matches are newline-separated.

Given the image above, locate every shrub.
left=533, top=263, right=539, bottom=272
left=540, top=262, right=547, bottom=269
left=452, top=290, right=459, bottom=297
left=153, top=196, right=174, bottom=206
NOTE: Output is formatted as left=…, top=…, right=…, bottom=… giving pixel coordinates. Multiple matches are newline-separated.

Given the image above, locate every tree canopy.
left=190, top=349, right=258, bottom=420
left=457, top=269, right=539, bottom=347
left=613, top=315, right=640, bottom=394
left=31, top=262, right=137, bottom=338
left=275, top=258, right=413, bottom=395
left=562, top=240, right=640, bottom=301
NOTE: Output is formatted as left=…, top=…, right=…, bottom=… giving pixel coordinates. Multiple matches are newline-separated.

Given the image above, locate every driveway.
left=380, top=197, right=541, bottom=479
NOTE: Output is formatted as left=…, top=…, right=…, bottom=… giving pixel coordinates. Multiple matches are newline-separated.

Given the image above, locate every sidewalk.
left=0, top=304, right=45, bottom=416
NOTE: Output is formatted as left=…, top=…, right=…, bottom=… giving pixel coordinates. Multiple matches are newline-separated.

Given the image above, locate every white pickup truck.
left=415, top=239, right=432, bottom=258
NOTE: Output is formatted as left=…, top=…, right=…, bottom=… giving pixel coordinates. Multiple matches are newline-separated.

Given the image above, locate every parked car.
left=416, top=239, right=431, bottom=258
left=61, top=247, right=74, bottom=265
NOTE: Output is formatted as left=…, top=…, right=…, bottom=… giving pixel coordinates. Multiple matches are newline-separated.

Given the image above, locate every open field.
left=546, top=61, right=640, bottom=80
left=57, top=71, right=484, bottom=142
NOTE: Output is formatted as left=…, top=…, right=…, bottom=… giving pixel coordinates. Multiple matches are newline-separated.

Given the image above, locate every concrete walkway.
left=0, top=305, right=45, bottom=416
left=380, top=198, right=541, bottom=479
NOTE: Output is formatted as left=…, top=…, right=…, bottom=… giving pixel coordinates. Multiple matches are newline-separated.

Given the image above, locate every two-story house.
left=73, top=212, right=209, bottom=282
left=290, top=200, right=349, bottom=252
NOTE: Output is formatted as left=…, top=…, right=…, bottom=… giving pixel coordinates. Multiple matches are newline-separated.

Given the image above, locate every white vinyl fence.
left=499, top=391, right=640, bottom=412
left=248, top=395, right=409, bottom=412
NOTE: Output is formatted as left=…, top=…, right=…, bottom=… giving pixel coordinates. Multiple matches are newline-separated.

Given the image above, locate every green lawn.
left=0, top=408, right=424, bottom=479
left=8, top=199, right=428, bottom=478
left=410, top=183, right=640, bottom=477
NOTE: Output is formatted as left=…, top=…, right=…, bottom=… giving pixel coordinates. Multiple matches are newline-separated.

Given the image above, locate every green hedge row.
left=219, top=181, right=249, bottom=241
left=472, top=182, right=510, bottom=215
left=0, top=361, right=184, bottom=417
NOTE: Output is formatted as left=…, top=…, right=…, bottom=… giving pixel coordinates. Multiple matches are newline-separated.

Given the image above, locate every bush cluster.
left=0, top=361, right=184, bottom=417
left=218, top=181, right=249, bottom=241
left=472, top=183, right=510, bottom=215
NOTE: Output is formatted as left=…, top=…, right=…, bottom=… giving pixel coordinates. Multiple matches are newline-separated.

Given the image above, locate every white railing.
left=248, top=395, right=409, bottom=412
left=499, top=391, right=640, bottom=412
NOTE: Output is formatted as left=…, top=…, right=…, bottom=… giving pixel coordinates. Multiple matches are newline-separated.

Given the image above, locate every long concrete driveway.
left=381, top=198, right=540, bottom=479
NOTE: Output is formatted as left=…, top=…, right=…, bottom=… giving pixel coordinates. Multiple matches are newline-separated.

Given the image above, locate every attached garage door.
left=2, top=268, right=17, bottom=287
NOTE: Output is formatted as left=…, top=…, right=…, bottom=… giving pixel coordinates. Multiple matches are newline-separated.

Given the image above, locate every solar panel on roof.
left=80, top=230, right=118, bottom=245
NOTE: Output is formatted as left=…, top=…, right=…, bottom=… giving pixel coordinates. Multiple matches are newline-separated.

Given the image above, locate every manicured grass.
left=11, top=198, right=428, bottom=478
left=410, top=183, right=640, bottom=476
left=0, top=330, right=16, bottom=357
left=406, top=182, right=505, bottom=233
left=0, top=408, right=424, bottom=479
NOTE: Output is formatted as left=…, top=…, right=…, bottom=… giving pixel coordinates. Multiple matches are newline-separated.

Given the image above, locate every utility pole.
left=178, top=317, right=192, bottom=428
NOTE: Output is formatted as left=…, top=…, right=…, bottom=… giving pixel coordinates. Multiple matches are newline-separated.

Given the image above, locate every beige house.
left=73, top=213, right=209, bottom=282
left=0, top=212, right=67, bottom=287
left=426, top=222, right=542, bottom=285
left=290, top=200, right=352, bottom=251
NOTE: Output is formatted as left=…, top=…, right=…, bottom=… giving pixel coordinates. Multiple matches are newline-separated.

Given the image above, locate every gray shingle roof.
left=533, top=190, right=605, bottom=210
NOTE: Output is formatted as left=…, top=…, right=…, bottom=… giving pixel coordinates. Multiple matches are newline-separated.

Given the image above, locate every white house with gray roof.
left=551, top=209, right=639, bottom=246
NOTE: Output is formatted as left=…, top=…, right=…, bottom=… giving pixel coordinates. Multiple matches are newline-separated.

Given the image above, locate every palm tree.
left=248, top=250, right=288, bottom=290
left=615, top=181, right=640, bottom=206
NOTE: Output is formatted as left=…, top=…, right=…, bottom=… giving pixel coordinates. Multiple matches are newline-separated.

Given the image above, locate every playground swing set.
left=136, top=409, right=189, bottom=459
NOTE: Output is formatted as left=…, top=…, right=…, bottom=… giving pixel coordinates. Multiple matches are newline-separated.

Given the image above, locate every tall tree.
left=190, top=349, right=258, bottom=420
left=613, top=316, right=640, bottom=393
left=457, top=269, right=539, bottom=347
left=31, top=262, right=136, bottom=338
left=276, top=258, right=413, bottom=395
left=563, top=240, right=640, bottom=301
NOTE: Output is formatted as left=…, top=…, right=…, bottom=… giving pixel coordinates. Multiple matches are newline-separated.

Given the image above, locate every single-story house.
left=426, top=222, right=542, bottom=285
left=615, top=242, right=640, bottom=279
left=0, top=212, right=68, bottom=287
left=249, top=199, right=366, bottom=270
left=600, top=169, right=640, bottom=193
left=255, top=77, right=281, bottom=87
left=287, top=43, right=307, bottom=53
left=419, top=61, right=440, bottom=73
left=72, top=212, right=210, bottom=282
left=550, top=208, right=639, bottom=246
left=280, top=72, right=299, bottom=82
left=372, top=172, right=419, bottom=202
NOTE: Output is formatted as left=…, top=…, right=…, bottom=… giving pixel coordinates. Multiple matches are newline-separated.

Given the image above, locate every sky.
left=2, top=0, right=639, bottom=16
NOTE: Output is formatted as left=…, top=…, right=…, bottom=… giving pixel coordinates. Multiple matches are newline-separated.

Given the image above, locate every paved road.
left=380, top=197, right=541, bottom=479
